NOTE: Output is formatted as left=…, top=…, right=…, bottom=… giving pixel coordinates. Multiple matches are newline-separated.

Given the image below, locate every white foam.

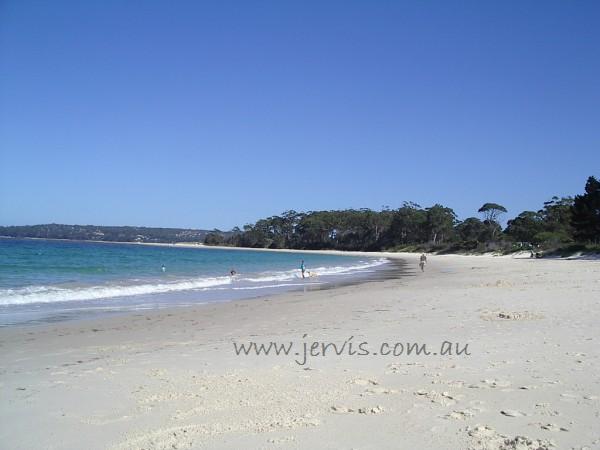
left=242, top=258, right=388, bottom=282
left=0, top=258, right=389, bottom=306
left=0, top=277, right=232, bottom=306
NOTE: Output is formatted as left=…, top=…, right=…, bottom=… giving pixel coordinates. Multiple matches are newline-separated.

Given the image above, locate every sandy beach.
left=1, top=252, right=599, bottom=449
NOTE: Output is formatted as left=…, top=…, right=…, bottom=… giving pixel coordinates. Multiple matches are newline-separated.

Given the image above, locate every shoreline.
left=2, top=235, right=412, bottom=257
left=0, top=258, right=409, bottom=330
left=0, top=259, right=412, bottom=333
left=0, top=242, right=409, bottom=328
left=7, top=235, right=567, bottom=260
left=0, top=235, right=524, bottom=258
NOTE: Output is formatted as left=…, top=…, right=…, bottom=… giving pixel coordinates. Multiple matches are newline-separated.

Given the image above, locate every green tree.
left=478, top=203, right=507, bottom=240
left=455, top=217, right=486, bottom=242
left=425, top=204, right=457, bottom=244
left=537, top=196, right=574, bottom=244
left=505, top=211, right=544, bottom=243
left=478, top=203, right=507, bottom=223
left=385, top=202, right=427, bottom=246
left=571, top=176, right=600, bottom=243
left=204, top=230, right=225, bottom=245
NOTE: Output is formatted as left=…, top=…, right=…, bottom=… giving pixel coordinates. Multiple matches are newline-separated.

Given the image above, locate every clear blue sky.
left=1, top=1, right=598, bottom=230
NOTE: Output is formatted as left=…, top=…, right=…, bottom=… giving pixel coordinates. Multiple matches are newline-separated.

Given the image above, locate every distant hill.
left=0, top=223, right=213, bottom=244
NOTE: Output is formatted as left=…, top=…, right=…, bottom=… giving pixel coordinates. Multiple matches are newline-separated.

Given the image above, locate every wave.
left=0, top=258, right=388, bottom=306
left=241, top=258, right=388, bottom=282
left=0, top=277, right=232, bottom=306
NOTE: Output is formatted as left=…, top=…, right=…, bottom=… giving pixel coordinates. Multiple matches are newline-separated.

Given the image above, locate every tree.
left=385, top=202, right=427, bottom=246
left=537, top=196, right=574, bottom=244
left=505, top=211, right=544, bottom=244
left=478, top=203, right=507, bottom=223
left=455, top=217, right=488, bottom=243
left=571, top=176, right=600, bottom=243
left=478, top=203, right=507, bottom=240
left=425, top=204, right=457, bottom=244
left=204, top=230, right=225, bottom=245
left=539, top=197, right=573, bottom=233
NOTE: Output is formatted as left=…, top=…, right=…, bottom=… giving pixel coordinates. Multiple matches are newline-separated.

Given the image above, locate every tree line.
left=204, top=176, right=600, bottom=253
left=0, top=223, right=210, bottom=243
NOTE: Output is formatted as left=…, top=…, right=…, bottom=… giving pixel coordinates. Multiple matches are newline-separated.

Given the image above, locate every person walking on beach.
left=419, top=253, right=427, bottom=272
left=300, top=260, right=306, bottom=279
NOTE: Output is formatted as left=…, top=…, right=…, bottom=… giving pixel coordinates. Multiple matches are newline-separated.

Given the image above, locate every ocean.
left=0, top=238, right=392, bottom=326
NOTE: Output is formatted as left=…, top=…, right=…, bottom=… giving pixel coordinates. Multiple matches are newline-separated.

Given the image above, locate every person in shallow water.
left=300, top=260, right=306, bottom=278
left=161, top=264, right=166, bottom=272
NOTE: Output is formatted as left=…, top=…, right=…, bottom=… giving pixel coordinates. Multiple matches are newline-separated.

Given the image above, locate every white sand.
left=1, top=253, right=599, bottom=449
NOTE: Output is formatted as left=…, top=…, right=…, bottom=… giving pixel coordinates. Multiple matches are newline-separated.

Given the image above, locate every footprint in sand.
left=480, top=310, right=543, bottom=321
left=330, top=405, right=384, bottom=415
left=350, top=378, right=378, bottom=386
left=468, top=379, right=512, bottom=390
left=414, top=389, right=458, bottom=406
left=540, top=423, right=569, bottom=432
left=560, top=392, right=579, bottom=402
left=267, top=436, right=296, bottom=444
left=482, top=379, right=512, bottom=388
left=445, top=409, right=476, bottom=420
left=467, top=426, right=554, bottom=450
left=330, top=406, right=353, bottom=413
left=534, top=403, right=561, bottom=417
left=365, top=387, right=398, bottom=395
left=358, top=406, right=384, bottom=415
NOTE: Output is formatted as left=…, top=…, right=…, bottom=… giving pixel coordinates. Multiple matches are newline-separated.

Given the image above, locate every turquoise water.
left=0, top=238, right=389, bottom=325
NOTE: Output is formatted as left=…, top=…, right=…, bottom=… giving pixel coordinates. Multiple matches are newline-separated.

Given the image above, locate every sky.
left=1, top=1, right=599, bottom=230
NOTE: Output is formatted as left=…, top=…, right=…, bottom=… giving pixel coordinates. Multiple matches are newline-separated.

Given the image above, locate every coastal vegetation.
left=0, top=224, right=210, bottom=243
left=209, top=176, right=600, bottom=255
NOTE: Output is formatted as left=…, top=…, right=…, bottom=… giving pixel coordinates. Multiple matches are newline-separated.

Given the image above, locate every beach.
left=1, top=252, right=599, bottom=449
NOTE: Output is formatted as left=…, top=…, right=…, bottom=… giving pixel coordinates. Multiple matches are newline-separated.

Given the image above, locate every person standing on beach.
left=419, top=253, right=427, bottom=272
left=300, top=260, right=306, bottom=279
